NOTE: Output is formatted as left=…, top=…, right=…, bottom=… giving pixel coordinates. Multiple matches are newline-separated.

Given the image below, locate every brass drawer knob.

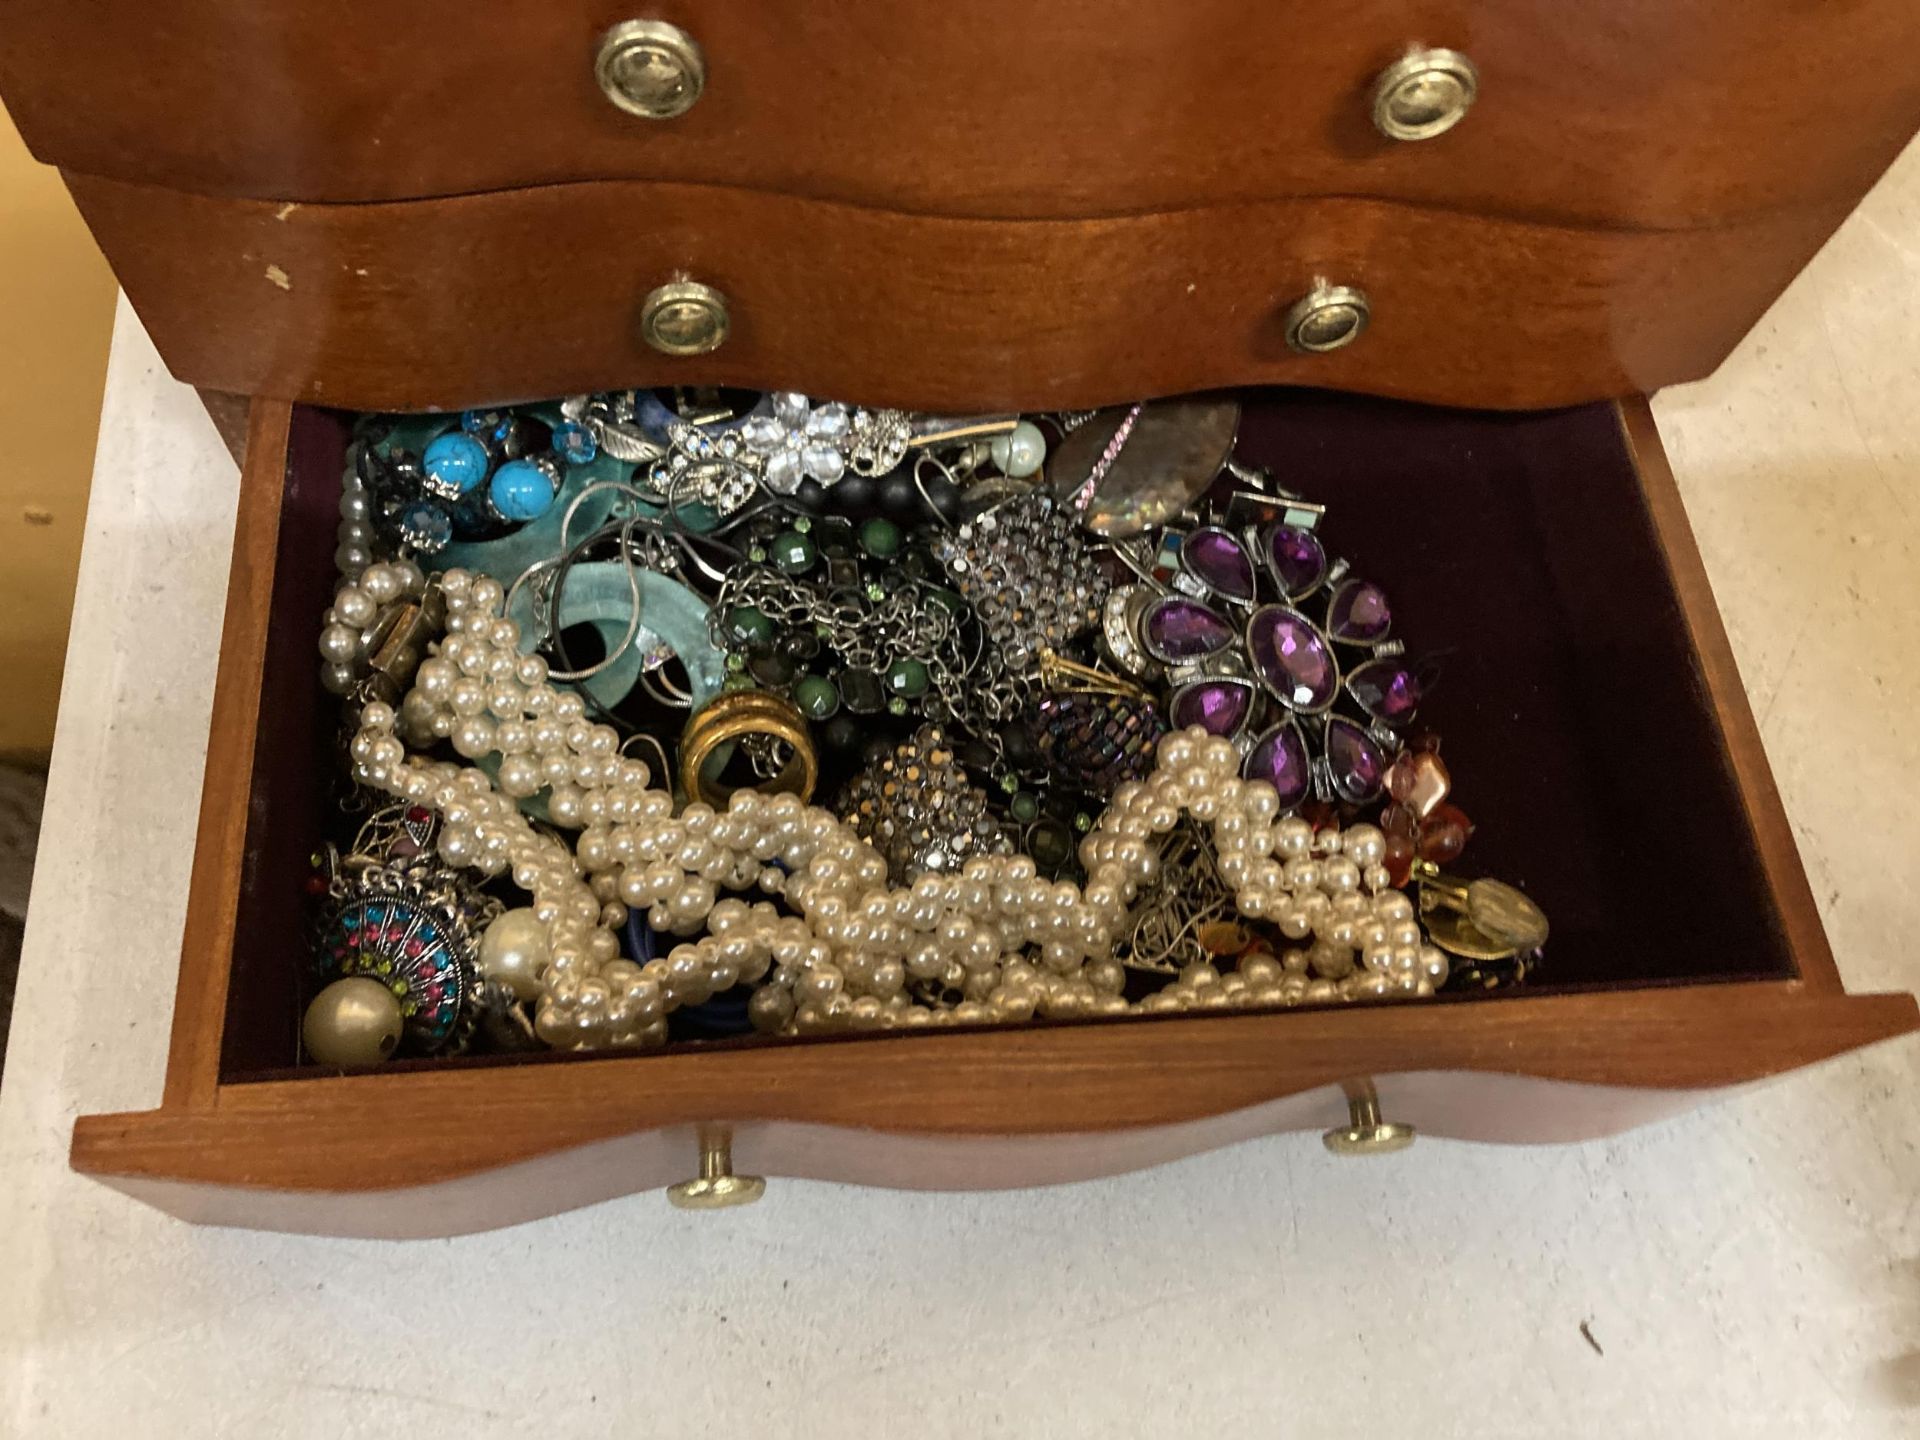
left=1371, top=47, right=1478, bottom=141
left=1283, top=281, right=1370, bottom=354
left=640, top=279, right=731, bottom=356
left=667, top=1127, right=765, bottom=1209
left=1323, top=1090, right=1416, bottom=1155
left=597, top=19, right=706, bottom=119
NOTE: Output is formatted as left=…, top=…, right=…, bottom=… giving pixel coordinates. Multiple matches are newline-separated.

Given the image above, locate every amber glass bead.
left=1299, top=799, right=1337, bottom=831
left=1198, top=920, right=1252, bottom=957
left=1417, top=802, right=1474, bottom=863
left=1383, top=825, right=1417, bottom=888
left=1385, top=747, right=1451, bottom=819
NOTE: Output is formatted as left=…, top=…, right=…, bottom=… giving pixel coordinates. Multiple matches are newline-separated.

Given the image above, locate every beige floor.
left=0, top=105, right=115, bottom=763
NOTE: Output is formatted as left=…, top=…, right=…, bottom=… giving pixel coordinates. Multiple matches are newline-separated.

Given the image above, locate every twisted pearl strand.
left=317, top=557, right=429, bottom=696
left=317, top=456, right=408, bottom=697
left=333, top=456, right=380, bottom=578
left=346, top=569, right=1442, bottom=1050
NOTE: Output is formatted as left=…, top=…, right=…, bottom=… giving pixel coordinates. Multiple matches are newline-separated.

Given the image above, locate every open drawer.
left=68, top=386, right=1917, bottom=1238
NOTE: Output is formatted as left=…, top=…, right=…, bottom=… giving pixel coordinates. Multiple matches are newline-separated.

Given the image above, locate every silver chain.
left=709, top=568, right=1030, bottom=762
left=711, top=569, right=940, bottom=674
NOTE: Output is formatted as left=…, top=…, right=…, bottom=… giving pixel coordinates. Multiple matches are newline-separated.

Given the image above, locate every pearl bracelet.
left=348, top=568, right=1448, bottom=1050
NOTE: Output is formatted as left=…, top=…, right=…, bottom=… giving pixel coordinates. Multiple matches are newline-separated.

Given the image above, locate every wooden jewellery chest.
left=2, top=0, right=1917, bottom=1234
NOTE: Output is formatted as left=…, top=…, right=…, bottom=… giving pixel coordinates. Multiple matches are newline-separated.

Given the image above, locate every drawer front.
left=69, top=173, right=1850, bottom=415
left=7, top=0, right=1919, bottom=229
left=74, top=990, right=1920, bottom=1238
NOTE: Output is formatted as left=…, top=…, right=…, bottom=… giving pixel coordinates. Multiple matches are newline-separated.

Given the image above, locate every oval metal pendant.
left=1051, top=395, right=1241, bottom=538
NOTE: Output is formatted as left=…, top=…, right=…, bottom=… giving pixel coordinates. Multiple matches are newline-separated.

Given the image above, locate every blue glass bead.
left=552, top=420, right=599, bottom=465
left=398, top=502, right=454, bottom=552
left=422, top=431, right=490, bottom=497
left=460, top=409, right=503, bottom=435
left=489, top=459, right=558, bottom=522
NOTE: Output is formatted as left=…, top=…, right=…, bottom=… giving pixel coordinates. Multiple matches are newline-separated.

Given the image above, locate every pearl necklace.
left=346, top=569, right=1448, bottom=1050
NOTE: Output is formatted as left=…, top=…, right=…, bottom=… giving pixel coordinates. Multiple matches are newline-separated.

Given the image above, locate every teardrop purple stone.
left=1246, top=605, right=1338, bottom=712
left=1179, top=527, right=1256, bottom=602
left=1327, top=579, right=1392, bottom=644
left=1262, top=524, right=1327, bottom=598
left=1244, top=723, right=1311, bottom=809
left=1169, top=679, right=1253, bottom=736
left=1140, top=597, right=1234, bottom=662
left=1346, top=659, right=1422, bottom=724
left=1325, top=717, right=1388, bottom=804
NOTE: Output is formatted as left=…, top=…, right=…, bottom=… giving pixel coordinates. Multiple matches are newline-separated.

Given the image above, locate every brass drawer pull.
left=1322, top=1086, right=1415, bottom=1155
left=667, top=1127, right=766, bottom=1209
left=1284, top=280, right=1370, bottom=354
left=640, top=279, right=731, bottom=356
left=597, top=19, right=706, bottom=119
left=1371, top=47, right=1478, bottom=141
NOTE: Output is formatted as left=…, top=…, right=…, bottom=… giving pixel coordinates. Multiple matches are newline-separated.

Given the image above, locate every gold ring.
left=678, top=689, right=818, bottom=807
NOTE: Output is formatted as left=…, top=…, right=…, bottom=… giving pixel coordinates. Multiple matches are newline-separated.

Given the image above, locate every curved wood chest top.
left=5, top=0, right=1919, bottom=230
left=68, top=173, right=1852, bottom=415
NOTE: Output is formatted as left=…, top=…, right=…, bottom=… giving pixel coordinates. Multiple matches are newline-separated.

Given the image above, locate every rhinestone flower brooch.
left=1101, top=512, right=1418, bottom=812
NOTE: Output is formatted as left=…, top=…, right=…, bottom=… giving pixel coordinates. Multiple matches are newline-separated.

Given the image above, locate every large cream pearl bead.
left=303, top=977, right=404, bottom=1065
left=479, top=907, right=551, bottom=1001
left=361, top=564, right=404, bottom=604
left=318, top=622, right=360, bottom=665
left=1199, top=735, right=1238, bottom=772
left=333, top=585, right=377, bottom=628
left=1344, top=824, right=1386, bottom=867
left=1274, top=818, right=1313, bottom=858
left=749, top=984, right=796, bottom=1032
